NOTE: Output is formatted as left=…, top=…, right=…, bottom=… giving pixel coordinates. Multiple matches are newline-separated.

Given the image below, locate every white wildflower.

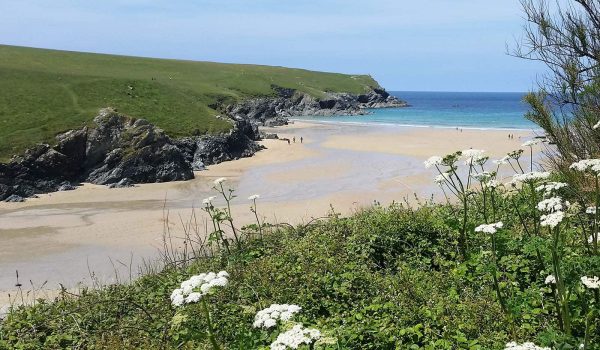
left=209, top=276, right=228, bottom=287
left=472, top=171, right=493, bottom=182
left=253, top=304, right=302, bottom=329
left=586, top=206, right=597, bottom=215
left=540, top=211, right=565, bottom=228
left=202, top=196, right=216, bottom=205
left=248, top=194, right=260, bottom=200
left=504, top=341, right=550, bottom=350
left=521, top=139, right=542, bottom=147
left=593, top=120, right=600, bottom=130
left=537, top=197, right=566, bottom=213
left=512, top=171, right=551, bottom=183
left=570, top=159, right=600, bottom=174
left=581, top=276, right=600, bottom=289
left=484, top=180, right=500, bottom=189
left=545, top=275, right=556, bottom=285
left=263, top=318, right=278, bottom=329
left=588, top=234, right=599, bottom=244
left=424, top=156, right=443, bottom=168
left=270, top=324, right=321, bottom=350
left=462, top=149, right=486, bottom=165
left=170, top=271, right=229, bottom=307
left=493, top=155, right=510, bottom=165
left=434, top=172, right=451, bottom=185
left=535, top=182, right=567, bottom=197
left=214, top=177, right=227, bottom=185
left=474, top=221, right=504, bottom=234
left=185, top=292, right=202, bottom=303
left=171, top=292, right=185, bottom=307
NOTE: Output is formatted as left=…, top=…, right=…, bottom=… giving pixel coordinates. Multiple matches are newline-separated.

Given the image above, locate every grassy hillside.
left=0, top=45, right=380, bottom=161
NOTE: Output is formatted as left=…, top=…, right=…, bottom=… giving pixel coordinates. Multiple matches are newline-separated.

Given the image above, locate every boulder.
left=107, top=178, right=135, bottom=188
left=57, top=181, right=77, bottom=191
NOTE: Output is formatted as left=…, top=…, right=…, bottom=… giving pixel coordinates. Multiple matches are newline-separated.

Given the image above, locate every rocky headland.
left=0, top=87, right=406, bottom=201
left=226, top=86, right=407, bottom=126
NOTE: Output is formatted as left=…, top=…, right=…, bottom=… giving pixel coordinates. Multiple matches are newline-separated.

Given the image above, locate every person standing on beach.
left=300, top=137, right=303, bottom=143
left=287, top=139, right=290, bottom=145
left=293, top=137, right=296, bottom=143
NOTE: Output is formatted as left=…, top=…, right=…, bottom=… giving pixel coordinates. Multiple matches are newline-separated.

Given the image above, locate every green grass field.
left=0, top=45, right=380, bottom=161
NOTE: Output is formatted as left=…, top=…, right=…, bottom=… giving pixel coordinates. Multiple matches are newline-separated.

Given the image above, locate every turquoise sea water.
left=295, top=91, right=538, bottom=130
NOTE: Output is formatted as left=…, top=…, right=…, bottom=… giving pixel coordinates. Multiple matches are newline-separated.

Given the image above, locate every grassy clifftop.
left=0, top=45, right=380, bottom=161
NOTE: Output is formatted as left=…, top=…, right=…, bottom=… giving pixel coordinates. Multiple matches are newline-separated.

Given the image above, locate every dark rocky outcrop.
left=225, top=86, right=407, bottom=126
left=83, top=110, right=193, bottom=185
left=0, top=108, right=262, bottom=201
left=175, top=116, right=264, bottom=169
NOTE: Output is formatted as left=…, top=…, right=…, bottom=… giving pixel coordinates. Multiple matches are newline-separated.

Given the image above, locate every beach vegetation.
left=3, top=146, right=600, bottom=349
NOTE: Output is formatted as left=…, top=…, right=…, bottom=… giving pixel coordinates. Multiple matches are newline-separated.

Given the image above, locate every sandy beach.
left=0, top=121, right=542, bottom=304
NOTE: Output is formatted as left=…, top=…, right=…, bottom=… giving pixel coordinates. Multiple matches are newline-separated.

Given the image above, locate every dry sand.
left=0, top=121, right=543, bottom=304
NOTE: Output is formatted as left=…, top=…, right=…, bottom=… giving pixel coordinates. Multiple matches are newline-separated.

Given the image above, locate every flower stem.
left=201, top=299, right=221, bottom=350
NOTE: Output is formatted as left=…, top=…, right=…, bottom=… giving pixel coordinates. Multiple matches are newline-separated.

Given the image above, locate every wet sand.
left=0, top=121, right=541, bottom=304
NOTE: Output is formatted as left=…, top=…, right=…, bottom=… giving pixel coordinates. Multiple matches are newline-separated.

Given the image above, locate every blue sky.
left=1, top=0, right=545, bottom=92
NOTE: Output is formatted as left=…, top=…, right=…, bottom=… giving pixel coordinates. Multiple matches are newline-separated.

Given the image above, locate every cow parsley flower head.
left=535, top=182, right=567, bottom=197
left=493, top=155, right=511, bottom=165
left=424, top=156, right=443, bottom=168
left=475, top=221, right=504, bottom=234
left=248, top=194, right=260, bottom=200
left=434, top=172, right=451, bottom=185
left=581, top=276, right=600, bottom=289
left=545, top=275, right=556, bottom=285
left=170, top=271, right=229, bottom=307
left=462, top=149, right=486, bottom=165
left=504, top=342, right=550, bottom=350
left=270, top=324, right=321, bottom=350
left=537, top=197, right=567, bottom=213
left=521, top=139, right=542, bottom=147
left=570, top=159, right=600, bottom=174
left=508, top=149, right=524, bottom=159
left=202, top=196, right=216, bottom=205
left=512, top=171, right=551, bottom=183
left=588, top=234, right=599, bottom=244
left=472, top=171, right=494, bottom=182
left=214, top=177, right=227, bottom=185
left=594, top=120, right=600, bottom=130
left=540, top=211, right=565, bottom=228
left=484, top=180, right=501, bottom=189
left=170, top=290, right=185, bottom=307
left=586, top=206, right=597, bottom=215
left=253, top=304, right=302, bottom=329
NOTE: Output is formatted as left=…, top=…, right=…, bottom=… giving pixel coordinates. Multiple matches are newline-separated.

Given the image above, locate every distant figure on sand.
left=293, top=137, right=296, bottom=143
left=287, top=139, right=290, bottom=145
left=300, top=137, right=303, bottom=143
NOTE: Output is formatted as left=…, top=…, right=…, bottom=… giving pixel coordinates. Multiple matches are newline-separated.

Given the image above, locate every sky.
left=0, top=0, right=547, bottom=92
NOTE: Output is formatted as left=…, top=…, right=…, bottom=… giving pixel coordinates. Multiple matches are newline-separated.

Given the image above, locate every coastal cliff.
left=226, top=86, right=407, bottom=126
left=0, top=87, right=405, bottom=201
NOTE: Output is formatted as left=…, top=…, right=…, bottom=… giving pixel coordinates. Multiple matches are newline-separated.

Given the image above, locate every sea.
left=295, top=91, right=538, bottom=130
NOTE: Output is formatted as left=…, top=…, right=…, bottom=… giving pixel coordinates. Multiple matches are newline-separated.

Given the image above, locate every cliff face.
left=0, top=87, right=407, bottom=201
left=226, top=87, right=407, bottom=126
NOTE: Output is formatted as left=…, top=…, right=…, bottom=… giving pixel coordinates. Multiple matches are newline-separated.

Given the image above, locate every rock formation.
left=225, top=86, right=407, bottom=126
left=0, top=108, right=261, bottom=200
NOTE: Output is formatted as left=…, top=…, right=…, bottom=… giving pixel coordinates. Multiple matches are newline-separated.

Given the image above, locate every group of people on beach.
left=508, top=134, right=516, bottom=139
left=285, top=136, right=303, bottom=145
